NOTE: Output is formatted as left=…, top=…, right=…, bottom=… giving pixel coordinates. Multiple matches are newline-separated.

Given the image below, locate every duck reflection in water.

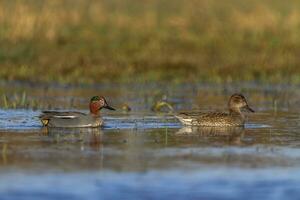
left=41, top=127, right=103, bottom=151
left=175, top=126, right=245, bottom=145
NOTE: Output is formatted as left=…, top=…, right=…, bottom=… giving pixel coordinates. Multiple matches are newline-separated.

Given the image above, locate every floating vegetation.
left=150, top=94, right=174, bottom=113
left=151, top=101, right=174, bottom=113
left=121, top=104, right=132, bottom=113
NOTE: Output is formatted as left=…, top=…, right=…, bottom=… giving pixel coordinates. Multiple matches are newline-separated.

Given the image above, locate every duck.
left=175, top=93, right=254, bottom=126
left=39, top=96, right=115, bottom=128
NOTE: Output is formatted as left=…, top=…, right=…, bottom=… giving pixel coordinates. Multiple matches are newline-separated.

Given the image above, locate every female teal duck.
left=39, top=96, right=115, bottom=128
left=175, top=94, right=254, bottom=127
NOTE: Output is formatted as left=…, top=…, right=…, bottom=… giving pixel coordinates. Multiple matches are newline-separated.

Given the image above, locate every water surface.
left=0, top=82, right=300, bottom=199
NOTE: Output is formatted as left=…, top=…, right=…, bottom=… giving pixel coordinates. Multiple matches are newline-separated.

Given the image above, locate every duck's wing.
left=198, top=112, right=229, bottom=118
left=177, top=111, right=206, bottom=117
left=177, top=111, right=228, bottom=118
left=40, top=111, right=87, bottom=119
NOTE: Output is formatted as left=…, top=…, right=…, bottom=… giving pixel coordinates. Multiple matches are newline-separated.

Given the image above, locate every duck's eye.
left=233, top=97, right=241, bottom=102
left=99, top=99, right=105, bottom=106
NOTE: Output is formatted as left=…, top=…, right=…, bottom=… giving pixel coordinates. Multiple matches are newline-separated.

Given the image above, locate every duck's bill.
left=245, top=105, right=255, bottom=112
left=104, top=105, right=116, bottom=111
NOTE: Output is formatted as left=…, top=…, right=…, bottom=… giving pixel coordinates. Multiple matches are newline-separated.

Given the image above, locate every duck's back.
left=175, top=112, right=244, bottom=126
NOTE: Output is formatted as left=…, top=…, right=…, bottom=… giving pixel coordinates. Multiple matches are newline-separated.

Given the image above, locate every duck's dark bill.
left=104, top=105, right=116, bottom=110
left=245, top=105, right=255, bottom=112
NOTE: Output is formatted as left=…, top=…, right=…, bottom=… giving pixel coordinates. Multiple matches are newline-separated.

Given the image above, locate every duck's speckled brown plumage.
left=175, top=94, right=254, bottom=127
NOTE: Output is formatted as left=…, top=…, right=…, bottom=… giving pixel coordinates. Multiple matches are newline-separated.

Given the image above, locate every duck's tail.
left=174, top=114, right=194, bottom=126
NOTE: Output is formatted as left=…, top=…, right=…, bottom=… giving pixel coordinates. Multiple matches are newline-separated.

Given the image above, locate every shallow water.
left=0, top=82, right=300, bottom=200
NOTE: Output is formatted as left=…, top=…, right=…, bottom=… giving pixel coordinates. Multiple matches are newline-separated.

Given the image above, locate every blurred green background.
left=0, top=0, right=300, bottom=84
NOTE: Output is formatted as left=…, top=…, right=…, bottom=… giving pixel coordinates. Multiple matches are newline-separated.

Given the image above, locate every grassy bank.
left=0, top=0, right=300, bottom=84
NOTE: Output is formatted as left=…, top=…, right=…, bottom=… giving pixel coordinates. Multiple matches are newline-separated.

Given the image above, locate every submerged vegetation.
left=0, top=0, right=300, bottom=83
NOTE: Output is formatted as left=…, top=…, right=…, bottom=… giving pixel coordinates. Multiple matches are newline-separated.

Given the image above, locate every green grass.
left=0, top=0, right=300, bottom=84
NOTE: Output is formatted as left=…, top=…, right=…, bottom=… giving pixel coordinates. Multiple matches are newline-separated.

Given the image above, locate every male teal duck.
left=39, top=96, right=115, bottom=128
left=175, top=94, right=254, bottom=126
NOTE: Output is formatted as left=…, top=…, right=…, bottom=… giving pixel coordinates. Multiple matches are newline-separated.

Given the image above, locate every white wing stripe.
left=53, top=115, right=77, bottom=119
